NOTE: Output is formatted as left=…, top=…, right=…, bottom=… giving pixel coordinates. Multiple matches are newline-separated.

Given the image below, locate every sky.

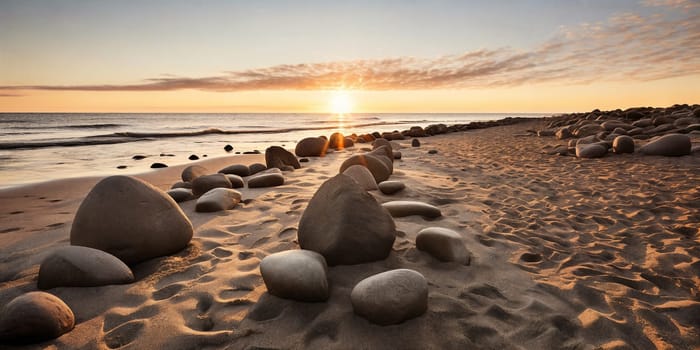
left=0, top=0, right=698, bottom=113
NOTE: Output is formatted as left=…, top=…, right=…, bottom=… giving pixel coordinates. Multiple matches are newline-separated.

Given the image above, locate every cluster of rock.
left=259, top=137, right=472, bottom=326
left=538, top=105, right=699, bottom=158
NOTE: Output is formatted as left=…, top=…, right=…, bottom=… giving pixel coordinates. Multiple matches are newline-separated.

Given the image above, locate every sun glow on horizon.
left=329, top=90, right=354, bottom=115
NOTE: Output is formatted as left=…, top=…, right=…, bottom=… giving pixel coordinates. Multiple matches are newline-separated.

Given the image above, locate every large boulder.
left=350, top=269, right=428, bottom=325
left=295, top=137, right=328, bottom=157
left=195, top=188, right=242, bottom=212
left=181, top=165, right=207, bottom=182
left=38, top=246, right=134, bottom=289
left=416, top=227, right=470, bottom=264
left=639, top=134, right=691, bottom=156
left=342, top=165, right=378, bottom=191
left=382, top=201, right=442, bottom=218
left=339, top=154, right=391, bottom=183
left=192, top=173, right=232, bottom=196
left=612, top=135, right=635, bottom=154
left=260, top=250, right=329, bottom=302
left=70, top=176, right=194, bottom=265
left=298, top=174, right=396, bottom=265
left=0, top=292, right=75, bottom=342
left=266, top=146, right=301, bottom=170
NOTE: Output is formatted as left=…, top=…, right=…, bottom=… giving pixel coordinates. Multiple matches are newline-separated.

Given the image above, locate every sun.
left=329, top=90, right=353, bottom=115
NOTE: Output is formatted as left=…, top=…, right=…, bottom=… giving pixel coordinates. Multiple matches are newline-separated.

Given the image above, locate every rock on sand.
left=266, top=146, right=301, bottom=171
left=192, top=174, right=232, bottom=196
left=351, top=269, right=428, bottom=325
left=612, top=135, right=635, bottom=154
left=195, top=188, right=242, bottom=212
left=342, top=165, right=378, bottom=191
left=218, top=164, right=250, bottom=177
left=70, top=175, right=194, bottom=265
left=639, top=134, right=691, bottom=156
left=248, top=172, right=285, bottom=188
left=382, top=201, right=442, bottom=218
left=339, top=154, right=391, bottom=183
left=167, top=188, right=195, bottom=203
left=295, top=137, right=328, bottom=157
left=38, top=246, right=134, bottom=289
left=416, top=227, right=470, bottom=264
left=298, top=174, right=396, bottom=265
left=260, top=250, right=329, bottom=302
left=378, top=180, right=405, bottom=195
left=0, top=292, right=75, bottom=342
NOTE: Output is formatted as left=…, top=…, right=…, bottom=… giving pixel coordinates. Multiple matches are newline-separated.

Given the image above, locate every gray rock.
left=639, top=134, right=691, bottom=156
left=224, top=174, right=245, bottom=188
left=260, top=250, right=329, bottom=302
left=555, top=127, right=572, bottom=140
left=382, top=201, right=442, bottom=218
left=350, top=269, right=428, bottom=325
left=298, top=174, right=396, bottom=265
left=195, top=188, right=242, bottom=212
left=0, top=292, right=75, bottom=342
left=612, top=135, right=635, bottom=154
left=167, top=188, right=196, bottom=202
left=416, top=227, right=470, bottom=264
left=371, top=143, right=393, bottom=160
left=537, top=129, right=555, bottom=137
left=170, top=181, right=192, bottom=189
left=632, top=118, right=653, bottom=128
left=342, top=165, right=378, bottom=191
left=411, top=139, right=421, bottom=147
left=150, top=162, right=168, bottom=168
left=249, top=163, right=267, bottom=175
left=70, top=176, right=193, bottom=264
left=378, top=181, right=405, bottom=195
left=574, top=124, right=603, bottom=137
left=219, top=164, right=250, bottom=177
left=575, top=144, right=607, bottom=158
left=38, top=246, right=134, bottom=289
left=295, top=137, right=328, bottom=157
left=266, top=146, right=301, bottom=170
left=248, top=172, right=285, bottom=188
left=192, top=173, right=232, bottom=196
left=339, top=154, right=391, bottom=183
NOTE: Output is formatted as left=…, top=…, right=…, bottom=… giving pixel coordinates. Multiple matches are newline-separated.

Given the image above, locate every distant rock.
left=182, top=165, right=207, bottom=182
left=116, top=165, right=127, bottom=169
left=150, top=162, right=168, bottom=168
left=0, top=292, right=75, bottom=342
left=298, top=174, right=396, bottom=265
left=266, top=146, right=301, bottom=170
left=219, top=164, right=250, bottom=177
left=555, top=127, right=572, bottom=140
left=328, top=132, right=346, bottom=149
left=132, top=155, right=147, bottom=160
left=299, top=158, right=309, bottom=163
left=639, top=134, right=691, bottom=156
left=224, top=174, right=245, bottom=188
left=260, top=250, right=329, bottom=302
left=188, top=154, right=199, bottom=160
left=574, top=124, right=603, bottom=137
left=351, top=269, right=428, bottom=325
left=339, top=154, right=391, bottom=183
left=412, top=139, right=421, bottom=147
left=416, top=227, right=470, bottom=264
left=295, top=137, right=328, bottom=157
left=342, top=165, right=378, bottom=191
left=344, top=137, right=355, bottom=148
left=575, top=144, right=607, bottom=158
left=407, top=126, right=427, bottom=137
left=612, top=135, right=635, bottom=154
left=248, top=163, right=267, bottom=175
left=167, top=188, right=196, bottom=203
left=38, top=246, right=134, bottom=289
left=378, top=181, right=405, bottom=195
left=195, top=188, right=241, bottom=212
left=192, top=173, right=232, bottom=196
left=393, top=151, right=402, bottom=159
left=382, top=201, right=442, bottom=218
left=428, top=150, right=438, bottom=154
left=248, top=172, right=285, bottom=188
left=70, top=176, right=193, bottom=264
left=224, top=144, right=233, bottom=152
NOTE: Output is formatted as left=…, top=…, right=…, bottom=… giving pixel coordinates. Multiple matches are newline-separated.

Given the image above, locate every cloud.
left=1, top=3, right=698, bottom=93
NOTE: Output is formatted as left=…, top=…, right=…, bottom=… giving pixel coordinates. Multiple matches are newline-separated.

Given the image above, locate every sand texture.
left=1, top=120, right=699, bottom=349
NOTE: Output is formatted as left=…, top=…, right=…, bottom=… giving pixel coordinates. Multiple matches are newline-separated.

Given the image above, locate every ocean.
left=0, top=113, right=544, bottom=188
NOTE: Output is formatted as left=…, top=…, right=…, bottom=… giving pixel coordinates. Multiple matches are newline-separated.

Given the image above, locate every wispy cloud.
left=1, top=2, right=698, bottom=93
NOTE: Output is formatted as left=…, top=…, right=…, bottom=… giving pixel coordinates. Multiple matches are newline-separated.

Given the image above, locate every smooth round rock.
left=339, top=154, right=391, bottom=183
left=224, top=174, right=245, bottom=188
left=350, top=269, right=428, bottom=325
left=219, top=164, right=250, bottom=177
left=298, top=174, right=396, bottom=265
left=192, top=173, right=232, bottom=196
left=170, top=181, right=192, bottom=189
left=612, top=135, right=635, bottom=154
left=38, top=246, right=134, bottom=289
left=392, top=151, right=402, bottom=159
left=0, top=292, right=75, bottom=342
left=167, top=188, right=196, bottom=202
left=378, top=181, right=405, bottom=195
left=295, top=137, right=329, bottom=157
left=411, top=139, right=421, bottom=147
left=150, top=162, right=168, bottom=168
left=195, top=188, right=242, bottom=212
left=416, top=227, right=470, bottom=264
left=224, top=144, right=233, bottom=152
left=382, top=201, right=442, bottom=218
left=260, top=250, right=329, bottom=302
left=575, top=144, right=607, bottom=158
left=249, top=163, right=267, bottom=175
left=70, top=176, right=194, bottom=265
left=639, top=134, right=691, bottom=156
left=266, top=146, right=301, bottom=170
left=248, top=172, right=285, bottom=188
left=328, top=132, right=346, bottom=149
left=342, top=165, right=378, bottom=191
left=188, top=154, right=199, bottom=160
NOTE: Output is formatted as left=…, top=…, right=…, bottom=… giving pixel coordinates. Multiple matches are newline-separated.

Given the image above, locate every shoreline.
left=1, top=108, right=699, bottom=349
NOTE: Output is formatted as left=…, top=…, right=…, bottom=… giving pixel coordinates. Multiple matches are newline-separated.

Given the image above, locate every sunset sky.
left=1, top=0, right=698, bottom=113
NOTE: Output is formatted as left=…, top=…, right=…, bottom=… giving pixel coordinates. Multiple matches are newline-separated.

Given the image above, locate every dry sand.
left=1, top=120, right=699, bottom=349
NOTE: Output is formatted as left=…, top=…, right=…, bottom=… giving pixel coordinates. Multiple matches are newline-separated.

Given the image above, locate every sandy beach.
left=1, top=115, right=699, bottom=349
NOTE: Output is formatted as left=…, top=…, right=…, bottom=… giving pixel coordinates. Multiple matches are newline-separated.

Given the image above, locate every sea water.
left=0, top=113, right=543, bottom=188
